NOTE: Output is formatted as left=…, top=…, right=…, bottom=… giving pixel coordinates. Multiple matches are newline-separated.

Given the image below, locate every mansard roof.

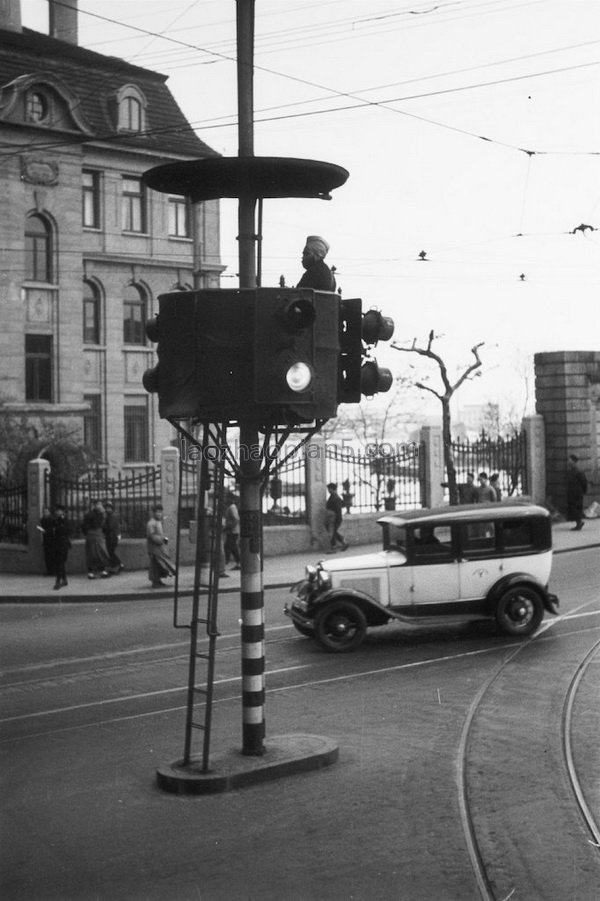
left=0, top=26, right=218, bottom=158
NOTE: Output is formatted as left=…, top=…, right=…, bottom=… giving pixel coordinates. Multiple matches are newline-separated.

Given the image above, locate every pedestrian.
left=325, top=482, right=348, bottom=552
left=296, top=235, right=336, bottom=291
left=39, top=505, right=55, bottom=575
left=224, top=492, right=241, bottom=570
left=490, top=473, right=502, bottom=501
left=476, top=472, right=497, bottom=503
left=49, top=504, right=71, bottom=590
left=103, top=501, right=124, bottom=573
left=146, top=504, right=176, bottom=588
left=82, top=499, right=110, bottom=579
left=566, top=454, right=588, bottom=531
left=458, top=472, right=478, bottom=504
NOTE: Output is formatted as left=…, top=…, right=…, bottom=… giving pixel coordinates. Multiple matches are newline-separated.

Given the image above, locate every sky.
left=23, top=0, right=600, bottom=423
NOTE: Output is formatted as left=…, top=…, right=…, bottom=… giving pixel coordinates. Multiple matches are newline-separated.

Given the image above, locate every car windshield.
left=384, top=524, right=407, bottom=552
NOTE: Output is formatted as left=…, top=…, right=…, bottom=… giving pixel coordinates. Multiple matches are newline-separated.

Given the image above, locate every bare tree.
left=392, top=332, right=484, bottom=505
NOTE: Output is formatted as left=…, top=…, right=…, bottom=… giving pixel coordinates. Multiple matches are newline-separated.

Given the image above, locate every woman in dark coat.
left=567, top=455, right=588, bottom=531
left=49, top=505, right=71, bottom=590
left=82, top=500, right=110, bottom=578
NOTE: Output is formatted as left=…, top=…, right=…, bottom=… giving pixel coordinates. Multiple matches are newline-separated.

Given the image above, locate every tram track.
left=457, top=602, right=600, bottom=899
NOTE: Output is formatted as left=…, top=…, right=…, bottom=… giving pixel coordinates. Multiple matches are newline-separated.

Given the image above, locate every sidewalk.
left=1, top=518, right=598, bottom=603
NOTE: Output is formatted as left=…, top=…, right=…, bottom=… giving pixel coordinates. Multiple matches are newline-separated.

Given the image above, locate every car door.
left=409, top=523, right=460, bottom=605
left=457, top=519, right=503, bottom=600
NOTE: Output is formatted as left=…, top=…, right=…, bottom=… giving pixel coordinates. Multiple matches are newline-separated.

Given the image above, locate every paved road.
left=1, top=542, right=600, bottom=900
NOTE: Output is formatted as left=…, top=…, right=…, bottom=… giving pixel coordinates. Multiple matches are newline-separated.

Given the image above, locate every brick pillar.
left=534, top=351, right=600, bottom=512
left=160, top=446, right=180, bottom=544
left=521, top=414, right=545, bottom=504
left=305, top=433, right=328, bottom=547
left=420, top=425, right=444, bottom=507
left=28, top=458, right=50, bottom=570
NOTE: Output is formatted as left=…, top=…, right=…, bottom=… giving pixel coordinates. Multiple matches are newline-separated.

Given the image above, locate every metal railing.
left=0, top=481, right=28, bottom=544
left=45, top=467, right=161, bottom=539
left=449, top=432, right=528, bottom=500
left=325, top=442, right=424, bottom=513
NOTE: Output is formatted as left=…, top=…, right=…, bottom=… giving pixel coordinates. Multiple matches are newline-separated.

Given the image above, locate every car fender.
left=314, top=587, right=391, bottom=625
left=486, top=572, right=557, bottom=614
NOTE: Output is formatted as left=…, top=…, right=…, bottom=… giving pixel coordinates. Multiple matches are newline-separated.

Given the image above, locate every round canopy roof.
left=143, top=156, right=349, bottom=201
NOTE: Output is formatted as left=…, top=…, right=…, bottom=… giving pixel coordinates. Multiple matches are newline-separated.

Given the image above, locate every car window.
left=499, top=518, right=534, bottom=549
left=411, top=524, right=454, bottom=560
left=387, top=525, right=407, bottom=552
left=460, top=521, right=496, bottom=557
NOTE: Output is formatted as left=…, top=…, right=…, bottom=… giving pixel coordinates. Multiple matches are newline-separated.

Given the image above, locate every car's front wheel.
left=495, top=585, right=544, bottom=636
left=314, top=599, right=367, bottom=652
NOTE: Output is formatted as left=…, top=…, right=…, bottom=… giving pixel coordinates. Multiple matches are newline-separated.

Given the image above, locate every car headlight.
left=317, top=568, right=332, bottom=590
left=305, top=565, right=318, bottom=582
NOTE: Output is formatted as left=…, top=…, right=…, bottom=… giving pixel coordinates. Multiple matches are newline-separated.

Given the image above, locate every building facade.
left=0, top=0, right=222, bottom=474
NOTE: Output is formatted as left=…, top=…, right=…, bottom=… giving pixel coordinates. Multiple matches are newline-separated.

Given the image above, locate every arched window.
left=123, top=284, right=147, bottom=345
left=25, top=214, right=52, bottom=282
left=116, top=85, right=147, bottom=133
left=83, top=281, right=101, bottom=345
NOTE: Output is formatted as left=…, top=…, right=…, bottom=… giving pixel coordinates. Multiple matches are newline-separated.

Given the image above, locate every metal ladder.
left=180, top=437, right=226, bottom=772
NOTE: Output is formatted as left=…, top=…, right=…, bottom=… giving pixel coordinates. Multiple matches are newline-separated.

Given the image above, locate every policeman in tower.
left=297, top=235, right=336, bottom=292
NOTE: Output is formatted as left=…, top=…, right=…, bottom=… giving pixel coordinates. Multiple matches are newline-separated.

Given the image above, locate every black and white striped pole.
left=236, top=0, right=265, bottom=755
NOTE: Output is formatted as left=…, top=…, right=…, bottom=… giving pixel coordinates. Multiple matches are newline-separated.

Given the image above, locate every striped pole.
left=239, top=422, right=265, bottom=755
left=236, top=1, right=264, bottom=756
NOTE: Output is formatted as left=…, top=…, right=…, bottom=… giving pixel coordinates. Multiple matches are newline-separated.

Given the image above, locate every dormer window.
left=116, top=85, right=147, bottom=133
left=26, top=91, right=49, bottom=124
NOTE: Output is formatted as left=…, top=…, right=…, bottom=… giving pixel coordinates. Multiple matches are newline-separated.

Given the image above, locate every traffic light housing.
left=253, top=289, right=339, bottom=421
left=338, top=299, right=395, bottom=403
left=142, top=288, right=339, bottom=425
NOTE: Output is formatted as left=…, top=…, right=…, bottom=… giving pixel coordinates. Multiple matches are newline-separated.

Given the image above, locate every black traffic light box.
left=338, top=299, right=395, bottom=403
left=143, top=288, right=340, bottom=425
left=253, top=288, right=339, bottom=421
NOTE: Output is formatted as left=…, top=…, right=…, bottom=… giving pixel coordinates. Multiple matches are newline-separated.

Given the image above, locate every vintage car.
left=285, top=502, right=559, bottom=652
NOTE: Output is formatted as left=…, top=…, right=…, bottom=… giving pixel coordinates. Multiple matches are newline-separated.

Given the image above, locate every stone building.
left=535, top=351, right=600, bottom=513
left=0, top=0, right=222, bottom=474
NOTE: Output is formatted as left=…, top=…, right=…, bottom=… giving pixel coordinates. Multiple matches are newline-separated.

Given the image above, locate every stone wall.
left=534, top=351, right=600, bottom=513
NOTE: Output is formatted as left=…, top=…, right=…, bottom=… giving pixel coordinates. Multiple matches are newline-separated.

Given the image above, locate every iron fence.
left=45, top=467, right=161, bottom=539
left=326, top=442, right=424, bottom=513
left=264, top=453, right=307, bottom=524
left=449, top=432, right=528, bottom=500
left=0, top=481, right=28, bottom=544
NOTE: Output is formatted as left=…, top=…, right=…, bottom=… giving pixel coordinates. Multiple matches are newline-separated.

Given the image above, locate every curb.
left=0, top=580, right=295, bottom=604
left=155, top=733, right=339, bottom=795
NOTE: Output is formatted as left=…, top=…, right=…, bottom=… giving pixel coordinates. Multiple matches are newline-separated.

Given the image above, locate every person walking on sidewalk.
left=39, top=506, right=55, bottom=575
left=224, top=492, right=241, bottom=569
left=82, top=500, right=110, bottom=579
left=567, top=454, right=588, bottom=531
left=146, top=504, right=176, bottom=588
left=103, top=501, right=124, bottom=574
left=325, top=482, right=348, bottom=552
left=49, top=504, right=71, bottom=590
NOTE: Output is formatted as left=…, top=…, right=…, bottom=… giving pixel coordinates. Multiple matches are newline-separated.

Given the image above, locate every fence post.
left=305, top=433, right=328, bottom=547
left=27, top=458, right=50, bottom=569
left=160, top=446, right=180, bottom=544
left=521, top=414, right=546, bottom=504
left=420, top=425, right=444, bottom=507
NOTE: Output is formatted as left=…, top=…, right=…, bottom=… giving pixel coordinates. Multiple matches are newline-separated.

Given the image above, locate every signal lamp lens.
left=145, top=318, right=159, bottom=342
left=361, top=310, right=395, bottom=345
left=142, top=366, right=159, bottom=393
left=286, top=361, right=312, bottom=392
left=360, top=361, right=393, bottom=396
left=286, top=299, right=316, bottom=330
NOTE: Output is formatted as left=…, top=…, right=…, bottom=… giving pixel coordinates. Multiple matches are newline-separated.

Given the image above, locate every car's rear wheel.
left=314, top=600, right=367, bottom=652
left=495, top=585, right=544, bottom=636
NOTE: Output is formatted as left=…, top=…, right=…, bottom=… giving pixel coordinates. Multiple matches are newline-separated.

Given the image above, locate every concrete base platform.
left=156, top=733, right=339, bottom=795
